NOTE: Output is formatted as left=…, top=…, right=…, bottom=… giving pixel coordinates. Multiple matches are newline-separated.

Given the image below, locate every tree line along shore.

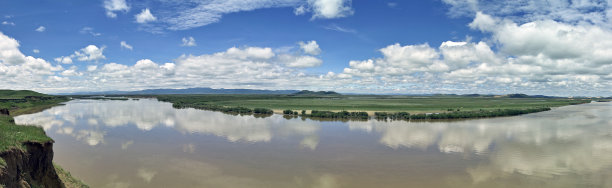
left=158, top=95, right=593, bottom=121
left=168, top=103, right=558, bottom=120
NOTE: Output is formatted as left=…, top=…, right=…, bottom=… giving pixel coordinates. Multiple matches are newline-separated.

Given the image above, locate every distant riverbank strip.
left=157, top=95, right=592, bottom=121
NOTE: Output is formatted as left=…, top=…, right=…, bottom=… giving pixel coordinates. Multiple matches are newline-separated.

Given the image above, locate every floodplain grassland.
left=156, top=94, right=592, bottom=120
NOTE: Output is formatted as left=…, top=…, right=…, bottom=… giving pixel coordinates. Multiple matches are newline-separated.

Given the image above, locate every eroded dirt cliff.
left=0, top=141, right=63, bottom=188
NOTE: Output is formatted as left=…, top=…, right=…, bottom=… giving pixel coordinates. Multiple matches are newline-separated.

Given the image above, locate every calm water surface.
left=14, top=99, right=612, bottom=188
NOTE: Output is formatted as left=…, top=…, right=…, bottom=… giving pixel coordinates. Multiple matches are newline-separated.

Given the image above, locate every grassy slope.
left=0, top=90, right=47, bottom=99
left=54, top=164, right=89, bottom=188
left=157, top=95, right=590, bottom=114
left=0, top=91, right=66, bottom=114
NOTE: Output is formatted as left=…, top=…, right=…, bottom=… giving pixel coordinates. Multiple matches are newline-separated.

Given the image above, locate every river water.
left=13, top=99, right=612, bottom=188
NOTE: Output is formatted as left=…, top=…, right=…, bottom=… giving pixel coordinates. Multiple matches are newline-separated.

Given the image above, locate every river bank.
left=0, top=90, right=87, bottom=188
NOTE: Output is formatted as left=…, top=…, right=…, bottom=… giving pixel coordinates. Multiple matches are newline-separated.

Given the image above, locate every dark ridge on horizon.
left=50, top=88, right=609, bottom=98
left=57, top=87, right=300, bottom=95
left=289, top=90, right=341, bottom=96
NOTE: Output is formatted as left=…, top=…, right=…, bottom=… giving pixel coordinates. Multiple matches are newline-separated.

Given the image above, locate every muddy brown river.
left=14, top=99, right=612, bottom=188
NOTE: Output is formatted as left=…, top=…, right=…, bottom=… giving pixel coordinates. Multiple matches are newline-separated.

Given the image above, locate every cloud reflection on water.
left=13, top=99, right=612, bottom=187
left=347, top=103, right=612, bottom=184
left=15, top=99, right=321, bottom=148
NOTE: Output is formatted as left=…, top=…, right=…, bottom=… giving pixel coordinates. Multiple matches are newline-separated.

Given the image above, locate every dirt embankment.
left=0, top=141, right=64, bottom=188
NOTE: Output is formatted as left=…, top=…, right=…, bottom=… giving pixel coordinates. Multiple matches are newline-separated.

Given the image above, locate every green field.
left=0, top=90, right=47, bottom=99
left=156, top=94, right=591, bottom=114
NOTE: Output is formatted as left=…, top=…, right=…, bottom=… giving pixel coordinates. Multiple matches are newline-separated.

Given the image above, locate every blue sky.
left=0, top=0, right=611, bottom=96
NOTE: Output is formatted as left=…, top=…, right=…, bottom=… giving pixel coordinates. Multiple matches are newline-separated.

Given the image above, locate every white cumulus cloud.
left=299, top=40, right=321, bottom=55
left=104, top=0, right=130, bottom=18
left=442, top=0, right=612, bottom=28
left=87, top=65, right=98, bottom=72
left=339, top=10, right=612, bottom=96
left=72, top=45, right=106, bottom=62
left=49, top=42, right=340, bottom=93
left=61, top=66, right=82, bottom=77
left=54, top=56, right=73, bottom=64
left=35, top=26, right=45, bottom=32
left=308, top=0, right=354, bottom=19
left=294, top=5, right=307, bottom=15
left=280, top=55, right=323, bottom=68
left=135, top=8, right=157, bottom=24
left=0, top=32, right=64, bottom=91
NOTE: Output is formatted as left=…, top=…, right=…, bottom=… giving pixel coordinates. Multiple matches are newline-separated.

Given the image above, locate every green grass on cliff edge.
left=0, top=115, right=53, bottom=151
left=0, top=90, right=67, bottom=151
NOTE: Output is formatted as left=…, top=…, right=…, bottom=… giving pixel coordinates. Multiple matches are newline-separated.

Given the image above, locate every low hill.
left=0, top=90, right=48, bottom=99
left=291, top=90, right=341, bottom=96
left=129, top=88, right=299, bottom=95
left=503, top=93, right=558, bottom=98
left=60, top=87, right=299, bottom=95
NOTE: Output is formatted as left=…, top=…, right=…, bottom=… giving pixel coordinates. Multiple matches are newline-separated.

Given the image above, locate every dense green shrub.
left=375, top=112, right=411, bottom=120
left=308, top=110, right=369, bottom=119
left=172, top=103, right=275, bottom=115
left=253, top=108, right=273, bottom=114
left=409, top=107, right=551, bottom=120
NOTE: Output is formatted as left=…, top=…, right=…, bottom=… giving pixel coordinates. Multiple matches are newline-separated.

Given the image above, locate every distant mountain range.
left=56, top=88, right=573, bottom=98
left=433, top=93, right=561, bottom=98
left=290, top=90, right=341, bottom=96
left=59, top=88, right=300, bottom=95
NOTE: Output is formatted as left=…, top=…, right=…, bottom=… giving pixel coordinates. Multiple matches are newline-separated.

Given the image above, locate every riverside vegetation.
left=0, top=90, right=88, bottom=188
left=157, top=94, right=592, bottom=121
